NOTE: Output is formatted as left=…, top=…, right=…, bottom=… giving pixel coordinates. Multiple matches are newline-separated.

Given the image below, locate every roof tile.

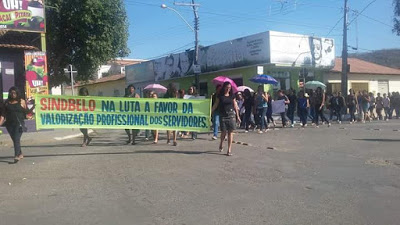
left=332, top=58, right=400, bottom=75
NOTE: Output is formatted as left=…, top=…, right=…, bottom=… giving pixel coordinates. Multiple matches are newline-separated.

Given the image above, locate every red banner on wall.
left=25, top=51, right=48, bottom=100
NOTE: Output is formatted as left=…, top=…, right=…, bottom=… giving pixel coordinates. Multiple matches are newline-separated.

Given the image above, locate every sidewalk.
left=0, top=129, right=93, bottom=147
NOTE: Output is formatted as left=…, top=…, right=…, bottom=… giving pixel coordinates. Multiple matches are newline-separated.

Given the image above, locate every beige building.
left=324, top=58, right=400, bottom=94
left=63, top=59, right=145, bottom=96
left=72, top=74, right=126, bottom=97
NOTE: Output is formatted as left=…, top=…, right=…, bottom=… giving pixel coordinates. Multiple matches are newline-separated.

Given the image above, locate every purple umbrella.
left=212, top=76, right=238, bottom=93
left=249, top=74, right=278, bottom=85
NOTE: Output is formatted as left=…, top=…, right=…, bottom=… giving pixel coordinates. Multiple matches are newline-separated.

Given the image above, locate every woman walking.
left=79, top=88, right=93, bottom=147
left=211, top=85, right=222, bottom=140
left=314, top=87, right=331, bottom=128
left=361, top=90, right=371, bottom=122
left=375, top=93, right=384, bottom=121
left=254, top=85, right=268, bottom=133
left=242, top=89, right=255, bottom=132
left=277, top=90, right=290, bottom=127
left=368, top=92, right=376, bottom=120
left=347, top=89, right=358, bottom=124
left=0, top=87, right=34, bottom=163
left=212, top=82, right=241, bottom=156
left=309, top=90, right=317, bottom=124
left=287, top=89, right=297, bottom=127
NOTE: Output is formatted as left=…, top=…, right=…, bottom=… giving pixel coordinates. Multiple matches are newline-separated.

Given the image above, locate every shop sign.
left=25, top=51, right=48, bottom=100
left=0, top=0, right=45, bottom=32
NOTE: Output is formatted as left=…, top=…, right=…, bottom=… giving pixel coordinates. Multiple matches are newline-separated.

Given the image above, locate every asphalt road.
left=1, top=121, right=400, bottom=225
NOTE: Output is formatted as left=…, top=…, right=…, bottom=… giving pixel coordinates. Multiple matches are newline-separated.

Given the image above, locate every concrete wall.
left=64, top=80, right=125, bottom=97
left=324, top=72, right=400, bottom=94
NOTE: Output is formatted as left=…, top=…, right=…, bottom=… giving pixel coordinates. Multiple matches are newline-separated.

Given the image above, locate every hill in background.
left=349, top=49, right=400, bottom=69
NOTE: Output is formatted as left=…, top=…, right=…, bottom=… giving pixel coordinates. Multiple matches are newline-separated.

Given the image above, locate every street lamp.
left=161, top=1, right=201, bottom=93
left=161, top=4, right=194, bottom=32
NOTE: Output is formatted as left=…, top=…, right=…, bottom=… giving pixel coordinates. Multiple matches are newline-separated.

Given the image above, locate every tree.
left=394, top=0, right=400, bottom=35
left=46, top=0, right=130, bottom=86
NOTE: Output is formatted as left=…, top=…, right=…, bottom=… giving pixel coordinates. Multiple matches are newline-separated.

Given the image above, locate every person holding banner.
left=165, top=84, right=178, bottom=146
left=151, top=92, right=159, bottom=144
left=78, top=88, right=93, bottom=147
left=125, top=84, right=140, bottom=145
left=212, top=82, right=241, bottom=156
left=145, top=90, right=154, bottom=141
left=187, top=86, right=198, bottom=140
left=0, top=87, right=34, bottom=163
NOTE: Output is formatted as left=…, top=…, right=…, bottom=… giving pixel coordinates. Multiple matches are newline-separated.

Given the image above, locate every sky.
left=124, top=0, right=399, bottom=60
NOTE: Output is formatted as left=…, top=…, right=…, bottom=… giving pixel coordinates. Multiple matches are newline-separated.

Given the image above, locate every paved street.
left=1, top=121, right=400, bottom=225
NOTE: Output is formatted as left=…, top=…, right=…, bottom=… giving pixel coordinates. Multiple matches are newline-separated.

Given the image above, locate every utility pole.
left=69, top=64, right=75, bottom=96
left=341, top=0, right=349, bottom=97
left=192, top=0, right=200, bottom=93
left=163, top=1, right=201, bottom=93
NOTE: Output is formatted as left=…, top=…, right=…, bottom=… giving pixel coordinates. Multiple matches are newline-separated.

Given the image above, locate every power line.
left=125, top=0, right=341, bottom=30
left=124, top=0, right=160, bottom=7
left=326, top=16, right=344, bottom=36
left=348, top=0, right=377, bottom=26
left=353, top=11, right=394, bottom=28
left=144, top=42, right=194, bottom=60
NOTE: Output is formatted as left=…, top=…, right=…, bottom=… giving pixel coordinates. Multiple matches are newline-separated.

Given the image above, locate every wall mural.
left=151, top=31, right=335, bottom=81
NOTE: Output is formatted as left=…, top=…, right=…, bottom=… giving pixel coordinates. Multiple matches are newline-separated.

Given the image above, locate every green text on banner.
left=35, top=95, right=211, bottom=132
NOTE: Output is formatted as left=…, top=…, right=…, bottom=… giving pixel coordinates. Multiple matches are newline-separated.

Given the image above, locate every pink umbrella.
left=212, top=76, right=238, bottom=93
left=237, top=86, right=254, bottom=93
left=144, top=84, right=167, bottom=93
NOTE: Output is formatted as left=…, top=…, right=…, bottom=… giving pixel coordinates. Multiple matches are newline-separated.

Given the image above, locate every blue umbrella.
left=249, top=74, right=278, bottom=85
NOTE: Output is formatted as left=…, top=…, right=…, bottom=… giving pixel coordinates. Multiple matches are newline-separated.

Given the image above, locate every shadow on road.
left=0, top=149, right=223, bottom=161
left=353, top=139, right=400, bottom=142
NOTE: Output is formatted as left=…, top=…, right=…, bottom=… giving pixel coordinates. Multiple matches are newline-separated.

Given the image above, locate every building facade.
left=324, top=58, right=400, bottom=95
left=64, top=59, right=144, bottom=97
left=126, top=31, right=335, bottom=97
